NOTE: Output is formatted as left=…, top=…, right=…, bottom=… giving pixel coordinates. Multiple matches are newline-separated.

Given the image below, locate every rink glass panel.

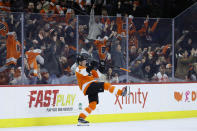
left=0, top=12, right=23, bottom=85
left=1, top=4, right=197, bottom=85
left=174, top=3, right=197, bottom=82
left=128, top=17, right=173, bottom=83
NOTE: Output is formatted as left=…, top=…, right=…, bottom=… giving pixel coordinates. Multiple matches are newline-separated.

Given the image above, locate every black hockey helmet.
left=76, top=53, right=88, bottom=64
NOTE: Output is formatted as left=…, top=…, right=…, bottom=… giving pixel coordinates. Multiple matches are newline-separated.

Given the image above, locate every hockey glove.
left=98, top=60, right=106, bottom=74
left=86, top=60, right=98, bottom=74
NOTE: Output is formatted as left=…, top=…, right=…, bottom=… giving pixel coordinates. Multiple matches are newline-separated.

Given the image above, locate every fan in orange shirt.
left=25, top=48, right=42, bottom=77
left=6, top=32, right=21, bottom=66
left=0, top=20, right=8, bottom=36
left=75, top=54, right=127, bottom=126
left=25, top=47, right=44, bottom=84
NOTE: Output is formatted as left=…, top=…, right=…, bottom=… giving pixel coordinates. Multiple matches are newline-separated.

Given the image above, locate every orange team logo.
left=174, top=92, right=183, bottom=102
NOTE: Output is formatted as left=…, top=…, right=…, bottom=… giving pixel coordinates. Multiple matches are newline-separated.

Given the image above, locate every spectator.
left=65, top=19, right=77, bottom=49
left=129, top=45, right=138, bottom=64
left=9, top=67, right=28, bottom=85
left=106, top=67, right=113, bottom=82
left=26, top=2, right=35, bottom=13
left=130, top=60, right=144, bottom=79
left=112, top=1, right=125, bottom=16
left=142, top=64, right=153, bottom=81
left=153, top=65, right=169, bottom=82
left=35, top=1, right=43, bottom=13
left=138, top=16, right=160, bottom=48
left=87, top=4, right=103, bottom=40
left=61, top=44, right=76, bottom=67
left=175, top=49, right=197, bottom=80
left=179, top=37, right=193, bottom=55
left=43, top=31, right=62, bottom=79
left=0, top=0, right=11, bottom=12
left=187, top=64, right=197, bottom=81
left=40, top=1, right=51, bottom=14
left=59, top=56, right=72, bottom=76
left=165, top=64, right=172, bottom=77
left=0, top=69, right=9, bottom=85
left=6, top=32, right=21, bottom=68
left=80, top=43, right=94, bottom=59
left=10, top=0, right=24, bottom=12
left=94, top=36, right=110, bottom=61
left=37, top=68, right=50, bottom=84
left=8, top=67, right=15, bottom=84
left=131, top=0, right=145, bottom=17
left=93, top=0, right=104, bottom=15
left=105, top=67, right=120, bottom=83
left=25, top=47, right=44, bottom=84
left=111, top=43, right=126, bottom=75
left=111, top=72, right=119, bottom=83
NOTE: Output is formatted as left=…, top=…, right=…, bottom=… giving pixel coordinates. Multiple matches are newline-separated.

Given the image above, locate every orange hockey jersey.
left=75, top=65, right=99, bottom=95
left=25, top=49, right=41, bottom=76
left=6, top=33, right=21, bottom=65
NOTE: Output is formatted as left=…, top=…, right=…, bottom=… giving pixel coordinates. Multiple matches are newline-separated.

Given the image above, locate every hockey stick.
left=119, top=67, right=131, bottom=72
left=103, top=54, right=131, bottom=73
left=79, top=53, right=131, bottom=73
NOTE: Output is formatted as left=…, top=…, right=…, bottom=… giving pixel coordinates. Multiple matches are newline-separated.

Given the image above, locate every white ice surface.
left=1, top=118, right=197, bottom=131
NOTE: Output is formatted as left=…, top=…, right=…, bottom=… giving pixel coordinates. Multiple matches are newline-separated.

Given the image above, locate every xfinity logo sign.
left=114, top=87, right=148, bottom=109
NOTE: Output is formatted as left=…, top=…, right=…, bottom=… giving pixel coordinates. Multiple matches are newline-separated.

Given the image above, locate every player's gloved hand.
left=86, top=60, right=98, bottom=74
left=91, top=60, right=98, bottom=69
left=86, top=63, right=93, bottom=74
left=98, top=60, right=106, bottom=74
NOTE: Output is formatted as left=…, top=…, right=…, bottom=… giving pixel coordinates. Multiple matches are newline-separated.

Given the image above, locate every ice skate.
left=77, top=117, right=90, bottom=126
left=121, top=86, right=127, bottom=96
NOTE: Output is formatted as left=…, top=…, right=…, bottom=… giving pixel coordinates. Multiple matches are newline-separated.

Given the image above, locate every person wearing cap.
left=75, top=54, right=127, bottom=125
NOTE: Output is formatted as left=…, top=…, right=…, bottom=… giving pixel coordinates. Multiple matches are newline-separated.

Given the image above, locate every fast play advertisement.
left=0, top=86, right=88, bottom=119
left=0, top=83, right=197, bottom=119
left=28, top=89, right=76, bottom=112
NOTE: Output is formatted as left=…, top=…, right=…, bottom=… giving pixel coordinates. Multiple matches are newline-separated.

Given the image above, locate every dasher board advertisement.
left=0, top=83, right=197, bottom=120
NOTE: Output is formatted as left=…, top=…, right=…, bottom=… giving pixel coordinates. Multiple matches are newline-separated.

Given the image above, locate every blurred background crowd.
left=0, top=0, right=197, bottom=85
left=0, top=0, right=196, bottom=18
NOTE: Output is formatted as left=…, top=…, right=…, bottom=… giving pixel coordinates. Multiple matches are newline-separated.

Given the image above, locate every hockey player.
left=75, top=54, right=127, bottom=126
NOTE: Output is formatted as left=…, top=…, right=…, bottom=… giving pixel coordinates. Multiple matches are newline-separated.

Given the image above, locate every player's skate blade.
left=121, top=86, right=127, bottom=96
left=77, top=117, right=89, bottom=126
left=77, top=122, right=90, bottom=126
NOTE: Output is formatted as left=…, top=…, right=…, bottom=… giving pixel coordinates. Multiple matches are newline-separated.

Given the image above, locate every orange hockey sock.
left=104, top=82, right=122, bottom=95
left=79, top=101, right=97, bottom=119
